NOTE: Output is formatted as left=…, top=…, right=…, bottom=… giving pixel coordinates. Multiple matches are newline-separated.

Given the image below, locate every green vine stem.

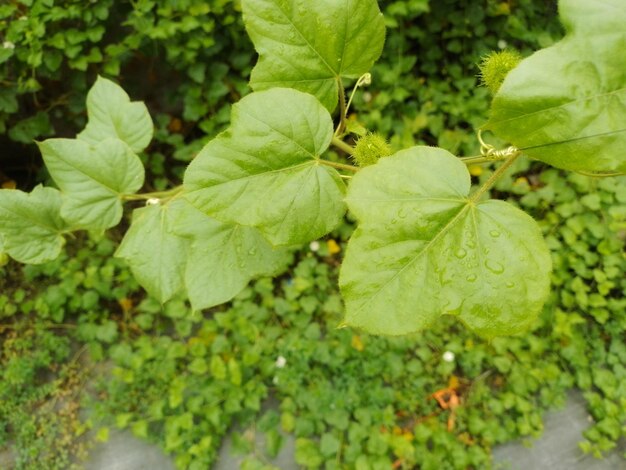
left=470, top=151, right=521, bottom=203
left=122, top=185, right=184, bottom=202
left=331, top=136, right=356, bottom=156
left=574, top=170, right=626, bottom=178
left=459, top=154, right=508, bottom=165
left=319, top=158, right=359, bottom=173
left=335, top=78, right=348, bottom=137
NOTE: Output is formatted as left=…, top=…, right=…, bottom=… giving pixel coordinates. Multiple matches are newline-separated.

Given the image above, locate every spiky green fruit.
left=478, top=50, right=523, bottom=95
left=352, top=133, right=392, bottom=167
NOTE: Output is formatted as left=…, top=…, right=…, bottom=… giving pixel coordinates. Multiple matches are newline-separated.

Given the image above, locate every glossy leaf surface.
left=184, top=88, right=345, bottom=246
left=38, top=138, right=145, bottom=230
left=78, top=76, right=154, bottom=153
left=174, top=201, right=292, bottom=310
left=116, top=203, right=189, bottom=304
left=242, top=0, right=385, bottom=110
left=486, top=0, right=626, bottom=173
left=0, top=186, right=68, bottom=264
left=340, top=147, right=551, bottom=337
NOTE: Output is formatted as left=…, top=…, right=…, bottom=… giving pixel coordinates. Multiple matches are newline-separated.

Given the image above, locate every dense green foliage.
left=1, top=167, right=625, bottom=468
left=1, top=0, right=625, bottom=468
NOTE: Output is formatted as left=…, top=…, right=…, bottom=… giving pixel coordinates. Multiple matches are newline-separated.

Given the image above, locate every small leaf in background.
left=340, top=146, right=552, bottom=337
left=184, top=88, right=346, bottom=245
left=210, top=355, right=227, bottom=380
left=295, top=438, right=323, bottom=468
left=95, top=426, right=109, bottom=442
left=0, top=186, right=68, bottom=264
left=486, top=0, right=626, bottom=173
left=38, top=138, right=145, bottom=230
left=228, top=358, right=242, bottom=386
left=8, top=112, right=53, bottom=143
left=243, top=0, right=385, bottom=111
left=78, top=75, right=154, bottom=153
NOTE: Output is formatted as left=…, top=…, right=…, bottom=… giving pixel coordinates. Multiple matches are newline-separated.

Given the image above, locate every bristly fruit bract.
left=352, top=132, right=392, bottom=167
left=478, top=50, right=523, bottom=95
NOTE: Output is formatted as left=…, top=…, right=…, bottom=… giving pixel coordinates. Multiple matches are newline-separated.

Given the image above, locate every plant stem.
left=334, top=78, right=347, bottom=136
left=574, top=170, right=625, bottom=178
left=122, top=185, right=184, bottom=201
left=318, top=158, right=359, bottom=173
left=331, top=136, right=355, bottom=156
left=459, top=154, right=508, bottom=165
left=470, top=152, right=521, bottom=202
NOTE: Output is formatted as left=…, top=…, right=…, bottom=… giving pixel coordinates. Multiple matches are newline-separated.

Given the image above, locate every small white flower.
left=2, top=41, right=15, bottom=50
left=146, top=198, right=160, bottom=206
left=497, top=39, right=508, bottom=50
left=442, top=351, right=455, bottom=363
left=309, top=241, right=320, bottom=252
left=272, top=376, right=279, bottom=385
left=362, top=92, right=373, bottom=103
left=275, top=355, right=287, bottom=368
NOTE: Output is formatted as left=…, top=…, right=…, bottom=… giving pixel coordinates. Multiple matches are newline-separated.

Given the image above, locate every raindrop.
left=454, top=248, right=467, bottom=259
left=489, top=230, right=501, bottom=238
left=398, top=207, right=408, bottom=219
left=466, top=273, right=477, bottom=282
left=485, top=260, right=504, bottom=274
left=506, top=281, right=515, bottom=288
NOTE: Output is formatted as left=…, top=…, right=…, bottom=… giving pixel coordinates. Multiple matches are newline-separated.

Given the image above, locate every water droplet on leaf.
left=454, top=248, right=467, bottom=259
left=485, top=260, right=504, bottom=274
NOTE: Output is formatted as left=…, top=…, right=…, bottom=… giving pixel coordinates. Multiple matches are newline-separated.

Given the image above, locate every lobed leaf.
left=184, top=88, right=346, bottom=246
left=174, top=200, right=292, bottom=310
left=242, top=0, right=385, bottom=111
left=78, top=76, right=154, bottom=153
left=0, top=186, right=68, bottom=264
left=38, top=138, right=145, bottom=230
left=485, top=0, right=626, bottom=173
left=116, top=202, right=190, bottom=304
left=339, top=147, right=552, bottom=337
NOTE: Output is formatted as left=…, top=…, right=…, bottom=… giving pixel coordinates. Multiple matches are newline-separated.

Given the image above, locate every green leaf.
left=38, top=138, right=144, bottom=230
left=174, top=200, right=291, bottom=310
left=184, top=88, right=346, bottom=246
left=78, top=76, right=154, bottom=153
left=339, top=147, right=551, bottom=337
left=116, top=202, right=189, bottom=304
left=242, top=0, right=385, bottom=111
left=0, top=186, right=68, bottom=264
left=485, top=0, right=626, bottom=173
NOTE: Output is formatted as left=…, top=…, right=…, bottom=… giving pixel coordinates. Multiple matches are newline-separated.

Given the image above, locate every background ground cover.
left=1, top=1, right=624, bottom=469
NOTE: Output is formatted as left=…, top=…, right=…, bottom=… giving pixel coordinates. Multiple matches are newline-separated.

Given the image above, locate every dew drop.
left=454, top=248, right=467, bottom=259
left=466, top=273, right=477, bottom=282
left=506, top=281, right=515, bottom=288
left=485, top=260, right=505, bottom=274
left=489, top=230, right=501, bottom=238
